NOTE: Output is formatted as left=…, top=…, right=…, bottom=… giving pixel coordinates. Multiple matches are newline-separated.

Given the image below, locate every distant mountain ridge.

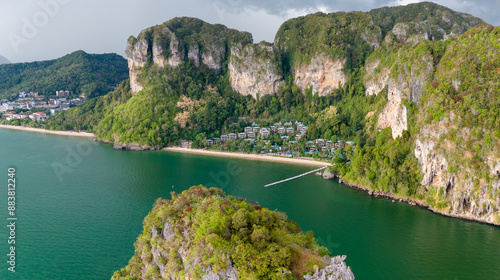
left=0, top=50, right=128, bottom=99
left=0, top=55, right=10, bottom=65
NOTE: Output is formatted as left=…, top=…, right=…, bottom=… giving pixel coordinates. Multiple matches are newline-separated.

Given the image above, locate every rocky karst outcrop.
left=365, top=30, right=435, bottom=139
left=125, top=17, right=252, bottom=94
left=293, top=55, right=347, bottom=96
left=228, top=42, right=284, bottom=98
left=376, top=76, right=409, bottom=139
left=304, top=256, right=355, bottom=280
left=112, top=186, right=355, bottom=279
left=414, top=126, right=500, bottom=224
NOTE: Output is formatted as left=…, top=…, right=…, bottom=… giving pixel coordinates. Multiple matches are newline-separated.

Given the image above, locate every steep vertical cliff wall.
left=125, top=17, right=253, bottom=94
left=228, top=42, right=284, bottom=98
left=275, top=11, right=382, bottom=97
left=293, top=55, right=347, bottom=96
left=410, top=25, right=500, bottom=224
left=364, top=25, right=436, bottom=139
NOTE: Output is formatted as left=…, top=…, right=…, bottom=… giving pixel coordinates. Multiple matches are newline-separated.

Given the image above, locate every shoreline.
left=0, top=124, right=96, bottom=138
left=163, top=147, right=331, bottom=167
left=334, top=175, right=499, bottom=226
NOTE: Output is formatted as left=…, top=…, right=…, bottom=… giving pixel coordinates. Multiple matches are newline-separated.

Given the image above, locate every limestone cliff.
left=364, top=27, right=435, bottom=139
left=410, top=25, right=500, bottom=225
left=112, top=186, right=354, bottom=280
left=125, top=17, right=252, bottom=94
left=228, top=42, right=284, bottom=98
left=293, top=55, right=346, bottom=96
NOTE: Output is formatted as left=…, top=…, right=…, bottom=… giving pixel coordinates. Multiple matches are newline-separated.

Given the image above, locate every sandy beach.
left=163, top=147, right=331, bottom=167
left=0, top=124, right=96, bottom=138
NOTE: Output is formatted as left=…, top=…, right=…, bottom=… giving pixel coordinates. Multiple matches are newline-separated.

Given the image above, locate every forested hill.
left=41, top=2, right=500, bottom=225
left=0, top=50, right=128, bottom=99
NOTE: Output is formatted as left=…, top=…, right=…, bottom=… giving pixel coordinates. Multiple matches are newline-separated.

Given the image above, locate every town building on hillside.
left=29, top=112, right=47, bottom=122
left=244, top=127, right=252, bottom=133
left=220, top=135, right=228, bottom=142
left=50, top=109, right=63, bottom=115
left=247, top=132, right=256, bottom=138
left=252, top=126, right=260, bottom=133
left=286, top=127, right=294, bottom=134
left=270, top=126, right=276, bottom=132
left=251, top=122, right=259, bottom=127
left=56, top=90, right=69, bottom=98
left=229, top=133, right=237, bottom=140
left=278, top=127, right=285, bottom=134
left=284, top=121, right=293, bottom=127
left=261, top=129, right=270, bottom=138
left=238, top=132, right=246, bottom=139
left=295, top=134, right=302, bottom=140
left=206, top=139, right=213, bottom=145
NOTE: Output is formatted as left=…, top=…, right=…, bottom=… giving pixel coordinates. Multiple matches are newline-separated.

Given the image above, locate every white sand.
left=163, top=147, right=331, bottom=167
left=0, top=124, right=95, bottom=138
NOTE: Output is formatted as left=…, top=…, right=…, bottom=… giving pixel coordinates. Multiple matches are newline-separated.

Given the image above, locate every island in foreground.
left=111, top=185, right=354, bottom=280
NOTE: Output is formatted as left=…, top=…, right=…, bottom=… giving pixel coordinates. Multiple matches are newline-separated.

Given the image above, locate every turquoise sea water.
left=0, top=128, right=499, bottom=279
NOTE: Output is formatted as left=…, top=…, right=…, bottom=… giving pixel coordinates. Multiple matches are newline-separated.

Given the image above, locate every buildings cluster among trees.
left=1, top=90, right=87, bottom=123
left=181, top=118, right=356, bottom=160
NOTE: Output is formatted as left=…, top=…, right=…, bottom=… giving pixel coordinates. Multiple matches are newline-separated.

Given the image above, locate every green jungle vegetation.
left=112, top=185, right=332, bottom=280
left=0, top=50, right=128, bottom=99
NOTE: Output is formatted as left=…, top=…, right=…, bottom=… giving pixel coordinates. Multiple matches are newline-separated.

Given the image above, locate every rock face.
left=125, top=38, right=148, bottom=94
left=304, top=256, right=355, bottom=280
left=414, top=136, right=448, bottom=188
left=125, top=17, right=252, bottom=94
left=294, top=54, right=346, bottom=96
left=228, top=42, right=283, bottom=98
left=364, top=59, right=389, bottom=96
left=377, top=76, right=408, bottom=139
left=414, top=127, right=500, bottom=224
left=367, top=24, right=435, bottom=138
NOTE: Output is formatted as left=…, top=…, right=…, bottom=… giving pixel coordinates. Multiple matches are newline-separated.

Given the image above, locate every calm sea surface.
left=0, top=128, right=499, bottom=279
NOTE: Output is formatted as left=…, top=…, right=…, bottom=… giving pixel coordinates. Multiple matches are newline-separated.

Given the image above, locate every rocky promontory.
left=111, top=186, right=354, bottom=280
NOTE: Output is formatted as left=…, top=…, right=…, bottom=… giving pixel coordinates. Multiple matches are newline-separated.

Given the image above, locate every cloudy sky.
left=0, top=0, right=498, bottom=63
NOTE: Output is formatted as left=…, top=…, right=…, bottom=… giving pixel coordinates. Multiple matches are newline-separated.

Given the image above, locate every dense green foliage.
left=369, top=1, right=484, bottom=39
left=275, top=11, right=379, bottom=71
left=112, top=186, right=331, bottom=280
left=0, top=50, right=128, bottom=99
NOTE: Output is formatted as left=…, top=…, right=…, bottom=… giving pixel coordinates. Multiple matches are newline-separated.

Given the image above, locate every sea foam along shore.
left=0, top=124, right=95, bottom=138
left=163, top=147, right=331, bottom=167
